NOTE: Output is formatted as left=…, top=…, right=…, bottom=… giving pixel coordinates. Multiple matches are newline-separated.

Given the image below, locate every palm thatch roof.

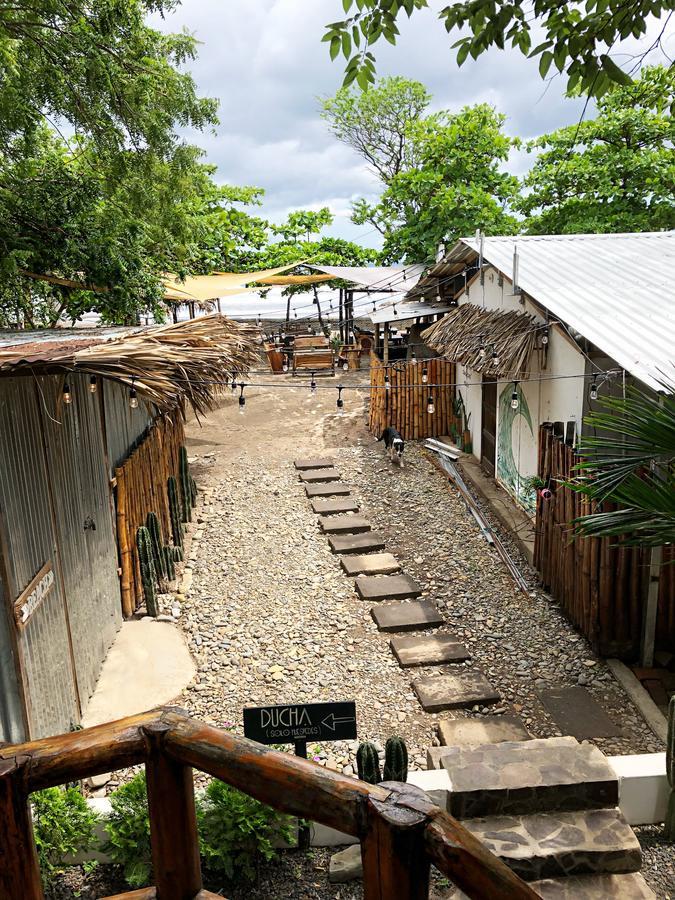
left=422, top=304, right=540, bottom=378
left=0, top=315, right=260, bottom=416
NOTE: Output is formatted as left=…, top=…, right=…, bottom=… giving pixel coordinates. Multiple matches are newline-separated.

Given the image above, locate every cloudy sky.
left=154, top=1, right=671, bottom=250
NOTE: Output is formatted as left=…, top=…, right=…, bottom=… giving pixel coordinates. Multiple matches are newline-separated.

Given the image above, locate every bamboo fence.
left=115, top=416, right=184, bottom=617
left=534, top=424, right=675, bottom=658
left=369, top=356, right=455, bottom=440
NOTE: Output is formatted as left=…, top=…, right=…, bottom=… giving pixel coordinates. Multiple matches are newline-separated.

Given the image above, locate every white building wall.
left=456, top=365, right=483, bottom=459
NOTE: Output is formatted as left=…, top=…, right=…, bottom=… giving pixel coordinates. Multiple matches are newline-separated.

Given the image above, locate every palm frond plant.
left=570, top=382, right=675, bottom=547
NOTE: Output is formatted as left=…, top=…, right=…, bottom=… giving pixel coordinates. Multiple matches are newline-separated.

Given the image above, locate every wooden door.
left=481, top=377, right=497, bottom=476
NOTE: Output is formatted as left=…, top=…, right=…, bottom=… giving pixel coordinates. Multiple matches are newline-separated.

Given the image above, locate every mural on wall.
left=497, top=382, right=535, bottom=512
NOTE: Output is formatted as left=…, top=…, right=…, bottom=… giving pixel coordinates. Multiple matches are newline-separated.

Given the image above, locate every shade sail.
left=257, top=274, right=335, bottom=286
left=309, top=264, right=425, bottom=293
left=162, top=262, right=308, bottom=303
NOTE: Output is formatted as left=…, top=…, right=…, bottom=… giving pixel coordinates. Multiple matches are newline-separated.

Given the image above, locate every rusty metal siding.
left=0, top=378, right=79, bottom=738
left=103, top=380, right=152, bottom=472
left=0, top=569, right=24, bottom=742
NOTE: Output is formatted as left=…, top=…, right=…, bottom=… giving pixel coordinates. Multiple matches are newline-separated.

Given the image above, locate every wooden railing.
left=0, top=708, right=538, bottom=900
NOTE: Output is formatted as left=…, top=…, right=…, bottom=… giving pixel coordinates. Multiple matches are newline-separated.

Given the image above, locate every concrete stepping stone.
left=437, top=715, right=531, bottom=748
left=341, top=553, right=400, bottom=576
left=391, top=633, right=469, bottom=668
left=463, top=807, right=641, bottom=882
left=311, top=498, right=359, bottom=515
left=530, top=873, right=656, bottom=899
left=295, top=457, right=335, bottom=470
left=413, top=671, right=500, bottom=713
left=299, top=468, right=341, bottom=483
left=371, top=600, right=442, bottom=633
left=441, top=736, right=617, bottom=818
left=320, top=514, right=371, bottom=535
left=539, top=686, right=621, bottom=740
left=328, top=533, right=385, bottom=554
left=305, top=483, right=351, bottom=498
left=355, top=573, right=421, bottom=602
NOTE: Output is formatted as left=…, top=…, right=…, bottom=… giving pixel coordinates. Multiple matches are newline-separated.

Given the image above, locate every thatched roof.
left=0, top=315, right=260, bottom=416
left=422, top=304, right=540, bottom=378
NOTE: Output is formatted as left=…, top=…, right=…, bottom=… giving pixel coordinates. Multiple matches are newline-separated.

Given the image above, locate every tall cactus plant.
left=179, top=446, right=192, bottom=523
left=383, top=736, right=408, bottom=783
left=146, top=512, right=165, bottom=579
left=136, top=526, right=158, bottom=616
left=356, top=742, right=382, bottom=785
left=163, top=545, right=176, bottom=582
left=666, top=696, right=675, bottom=840
left=168, top=476, right=183, bottom=548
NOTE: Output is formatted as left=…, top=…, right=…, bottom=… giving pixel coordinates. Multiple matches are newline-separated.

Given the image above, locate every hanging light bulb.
left=589, top=381, right=599, bottom=401
left=309, top=372, right=317, bottom=399
left=492, top=349, right=501, bottom=367
left=541, top=330, right=549, bottom=346
left=393, top=303, right=398, bottom=316
left=384, top=373, right=390, bottom=391
left=282, top=356, right=289, bottom=374
left=256, top=313, right=262, bottom=327
left=511, top=387, right=519, bottom=410
left=294, top=310, right=298, bottom=319
left=427, top=394, right=435, bottom=415
left=89, top=375, right=97, bottom=394
left=479, top=344, right=486, bottom=359
left=336, top=385, right=344, bottom=414
left=411, top=349, right=417, bottom=364
left=372, top=301, right=377, bottom=313
left=342, top=359, right=349, bottom=372
left=238, top=383, right=246, bottom=414
left=129, top=378, right=138, bottom=410
left=63, top=381, right=72, bottom=405
left=422, top=366, right=428, bottom=384
left=281, top=330, right=286, bottom=340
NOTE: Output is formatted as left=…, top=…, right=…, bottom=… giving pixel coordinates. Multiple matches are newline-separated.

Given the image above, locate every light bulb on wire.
left=342, top=359, right=349, bottom=372
left=231, top=376, right=237, bottom=392
left=541, top=330, right=549, bottom=346
left=238, top=383, right=246, bottom=414
left=308, top=372, right=317, bottom=400
left=511, top=388, right=519, bottom=410
left=336, top=385, right=344, bottom=415
left=256, top=314, right=262, bottom=327
left=422, top=366, right=428, bottom=384
left=282, top=356, right=289, bottom=374
left=492, top=349, right=501, bottom=367
left=411, top=349, right=417, bottom=364
left=89, top=375, right=97, bottom=394
left=129, top=377, right=138, bottom=410
left=63, top=381, right=72, bottom=405
left=589, top=381, right=599, bottom=401
left=427, top=394, right=435, bottom=415
left=384, top=373, right=390, bottom=391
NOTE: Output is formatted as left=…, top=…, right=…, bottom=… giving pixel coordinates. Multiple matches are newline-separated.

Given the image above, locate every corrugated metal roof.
left=443, top=232, right=675, bottom=392
left=0, top=328, right=137, bottom=371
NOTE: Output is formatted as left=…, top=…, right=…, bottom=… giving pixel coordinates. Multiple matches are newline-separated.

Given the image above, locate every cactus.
left=666, top=696, right=675, bottom=840
left=163, top=545, right=176, bottom=582
left=173, top=545, right=183, bottom=563
left=136, top=526, right=158, bottom=616
left=190, top=475, right=197, bottom=507
left=356, top=742, right=382, bottom=785
left=179, top=446, right=192, bottom=522
left=383, top=736, right=408, bottom=783
left=146, top=512, right=165, bottom=579
left=168, top=476, right=183, bottom=547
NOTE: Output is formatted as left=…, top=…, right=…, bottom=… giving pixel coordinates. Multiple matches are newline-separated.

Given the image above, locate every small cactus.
left=190, top=474, right=197, bottom=507
left=383, top=736, right=408, bottom=783
left=356, top=742, right=382, bottom=785
left=136, top=526, right=158, bottom=616
left=173, top=545, right=183, bottom=563
left=168, top=476, right=182, bottom=547
left=666, top=696, right=675, bottom=840
left=146, top=512, right=165, bottom=579
left=163, top=545, right=176, bottom=582
left=179, top=446, right=192, bottom=522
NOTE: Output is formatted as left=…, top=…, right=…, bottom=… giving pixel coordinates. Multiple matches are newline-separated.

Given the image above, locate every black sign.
left=243, top=701, right=357, bottom=745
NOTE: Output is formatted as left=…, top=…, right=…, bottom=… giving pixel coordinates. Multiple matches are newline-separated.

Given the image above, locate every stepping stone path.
left=530, top=873, right=655, bottom=899
left=371, top=600, right=443, bottom=633
left=438, top=715, right=530, bottom=748
left=539, top=686, right=622, bottom=740
left=390, top=633, right=469, bottom=668
left=355, top=573, right=421, bottom=602
left=305, top=482, right=351, bottom=498
left=299, top=468, right=341, bottom=483
left=328, top=533, right=386, bottom=554
left=311, top=498, right=360, bottom=515
left=294, top=457, right=335, bottom=470
left=341, top=553, right=400, bottom=576
left=319, top=514, right=371, bottom=535
left=413, top=671, right=501, bottom=712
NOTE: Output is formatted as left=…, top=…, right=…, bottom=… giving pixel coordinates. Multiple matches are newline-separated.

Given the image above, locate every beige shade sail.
left=256, top=273, right=335, bottom=286
left=163, top=262, right=310, bottom=303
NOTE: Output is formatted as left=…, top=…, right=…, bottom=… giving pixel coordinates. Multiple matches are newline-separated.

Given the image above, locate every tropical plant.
left=571, top=383, right=675, bottom=546
left=31, top=787, right=99, bottom=883
left=105, top=772, right=153, bottom=889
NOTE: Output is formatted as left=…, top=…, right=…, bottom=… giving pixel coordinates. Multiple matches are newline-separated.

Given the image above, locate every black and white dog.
left=377, top=426, right=405, bottom=466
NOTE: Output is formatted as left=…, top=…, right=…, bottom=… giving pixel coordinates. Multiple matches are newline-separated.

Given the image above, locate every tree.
left=353, top=104, right=519, bottom=263
left=272, top=208, right=334, bottom=243
left=518, top=66, right=675, bottom=234
left=324, top=0, right=673, bottom=101
left=320, top=77, right=431, bottom=182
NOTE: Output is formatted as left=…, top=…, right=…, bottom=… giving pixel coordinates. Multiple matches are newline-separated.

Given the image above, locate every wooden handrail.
left=0, top=708, right=538, bottom=900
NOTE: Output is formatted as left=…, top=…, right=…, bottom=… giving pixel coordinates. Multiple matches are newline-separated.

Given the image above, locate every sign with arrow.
left=243, top=701, right=357, bottom=745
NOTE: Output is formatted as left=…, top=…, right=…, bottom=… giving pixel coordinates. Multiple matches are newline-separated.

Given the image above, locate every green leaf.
left=600, top=54, right=634, bottom=85
left=330, top=36, right=341, bottom=60
left=539, top=51, right=554, bottom=77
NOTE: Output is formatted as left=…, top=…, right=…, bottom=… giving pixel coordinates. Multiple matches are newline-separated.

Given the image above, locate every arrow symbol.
left=321, top=713, right=356, bottom=732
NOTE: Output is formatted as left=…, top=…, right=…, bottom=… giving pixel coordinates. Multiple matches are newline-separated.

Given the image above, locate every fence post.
left=143, top=722, right=202, bottom=900
left=361, top=782, right=430, bottom=900
left=0, top=757, right=44, bottom=899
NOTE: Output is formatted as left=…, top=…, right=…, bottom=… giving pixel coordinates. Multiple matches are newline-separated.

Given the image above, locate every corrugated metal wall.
left=103, top=380, right=152, bottom=472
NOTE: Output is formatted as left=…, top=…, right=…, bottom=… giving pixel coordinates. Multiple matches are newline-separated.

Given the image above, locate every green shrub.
left=197, top=780, right=295, bottom=884
left=104, top=772, right=152, bottom=888
left=31, top=787, right=98, bottom=882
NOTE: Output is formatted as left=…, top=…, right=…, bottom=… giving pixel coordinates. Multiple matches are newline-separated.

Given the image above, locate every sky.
left=153, top=0, right=672, bottom=255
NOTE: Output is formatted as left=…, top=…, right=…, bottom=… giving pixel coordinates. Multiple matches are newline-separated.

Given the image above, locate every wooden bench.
left=292, top=336, right=335, bottom=374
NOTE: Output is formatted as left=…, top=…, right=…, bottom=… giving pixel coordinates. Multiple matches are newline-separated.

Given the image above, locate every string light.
left=422, top=366, right=428, bottom=384
left=310, top=372, right=317, bottom=398
left=63, top=381, right=72, bottom=405
left=238, top=383, right=246, bottom=414
left=384, top=373, right=390, bottom=391
left=511, top=385, right=519, bottom=410
left=282, top=356, right=289, bottom=374
left=541, top=330, right=549, bottom=346
left=231, top=376, right=237, bottom=392
left=129, top=377, right=138, bottom=410
left=492, top=349, right=501, bottom=367
left=336, top=385, right=344, bottom=414
left=589, top=380, right=599, bottom=401
left=427, top=394, right=435, bottom=415
left=256, top=314, right=262, bottom=327
left=342, top=359, right=349, bottom=372
left=89, top=375, right=97, bottom=394
left=410, top=349, right=417, bottom=363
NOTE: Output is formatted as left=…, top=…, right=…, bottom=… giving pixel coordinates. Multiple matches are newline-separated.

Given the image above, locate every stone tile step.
left=294, top=457, right=335, bottom=470
left=311, top=498, right=360, bottom=515
left=341, top=553, right=400, bottom=576
left=371, top=600, right=443, bottom=633
left=356, top=573, right=421, bottom=602
left=391, top=634, right=469, bottom=668
left=413, top=671, right=501, bottom=713
left=441, top=737, right=618, bottom=819
left=299, top=468, right=341, bottom=483
left=463, top=807, right=641, bottom=882
left=320, top=514, right=371, bottom=535
left=305, top=483, right=351, bottom=498
left=438, top=715, right=531, bottom=749
left=538, top=686, right=621, bottom=740
left=328, top=533, right=386, bottom=555
left=453, top=872, right=655, bottom=899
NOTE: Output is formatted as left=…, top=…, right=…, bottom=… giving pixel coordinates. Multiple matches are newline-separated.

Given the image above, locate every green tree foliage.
left=324, top=0, right=672, bottom=100
left=518, top=66, right=675, bottom=234
left=105, top=772, right=153, bottom=888
left=31, top=787, right=98, bottom=882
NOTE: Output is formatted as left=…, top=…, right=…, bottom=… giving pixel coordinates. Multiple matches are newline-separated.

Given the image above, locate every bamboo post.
left=0, top=758, right=44, bottom=899
left=143, top=722, right=202, bottom=900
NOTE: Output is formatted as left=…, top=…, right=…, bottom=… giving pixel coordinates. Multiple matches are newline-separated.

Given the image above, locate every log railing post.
left=0, top=757, right=44, bottom=899
left=142, top=722, right=202, bottom=900
left=361, top=782, right=430, bottom=900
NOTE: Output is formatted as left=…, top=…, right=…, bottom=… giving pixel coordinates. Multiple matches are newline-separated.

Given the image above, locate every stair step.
left=328, top=533, right=386, bottom=554
left=392, top=634, right=469, bottom=668
left=295, top=457, right=335, bottom=470
left=341, top=553, right=400, bottom=576
left=299, top=468, right=341, bottom=483
left=311, top=498, right=360, bottom=515
left=413, top=671, right=500, bottom=713
left=320, top=514, right=371, bottom=535
left=305, top=483, right=351, bottom=498
left=438, top=715, right=531, bottom=748
left=441, top=737, right=618, bottom=818
left=463, top=807, right=641, bottom=882
left=531, top=872, right=656, bottom=899
left=371, top=600, right=443, bottom=633
left=356, top=573, right=421, bottom=602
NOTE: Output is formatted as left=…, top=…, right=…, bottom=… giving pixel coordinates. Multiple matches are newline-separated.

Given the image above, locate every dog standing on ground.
left=377, top=426, right=405, bottom=467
